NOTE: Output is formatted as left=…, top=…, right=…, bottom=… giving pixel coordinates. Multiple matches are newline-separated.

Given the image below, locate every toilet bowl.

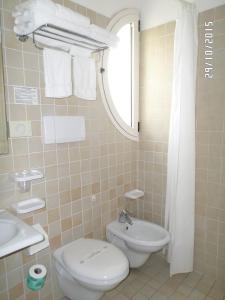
left=106, top=218, right=170, bottom=268
left=53, top=238, right=129, bottom=300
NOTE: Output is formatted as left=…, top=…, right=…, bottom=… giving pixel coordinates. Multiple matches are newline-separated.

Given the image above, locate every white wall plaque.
left=14, top=86, right=39, bottom=105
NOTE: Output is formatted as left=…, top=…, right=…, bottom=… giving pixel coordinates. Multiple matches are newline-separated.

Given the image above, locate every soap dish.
left=11, top=198, right=45, bottom=214
left=12, top=170, right=43, bottom=182
left=124, top=189, right=144, bottom=200
left=10, top=170, right=44, bottom=193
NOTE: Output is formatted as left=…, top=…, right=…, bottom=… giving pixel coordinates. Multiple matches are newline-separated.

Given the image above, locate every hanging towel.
left=71, top=47, right=96, bottom=100
left=43, top=48, right=72, bottom=98
left=35, top=34, right=70, bottom=52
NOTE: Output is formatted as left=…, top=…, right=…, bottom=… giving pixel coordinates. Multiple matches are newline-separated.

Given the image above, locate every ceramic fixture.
left=53, top=238, right=129, bottom=300
left=10, top=169, right=43, bottom=192
left=0, top=210, right=43, bottom=258
left=11, top=198, right=45, bottom=214
left=106, top=218, right=170, bottom=268
left=124, top=189, right=144, bottom=199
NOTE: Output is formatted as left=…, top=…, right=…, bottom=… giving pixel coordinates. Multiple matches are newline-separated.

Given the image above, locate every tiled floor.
left=101, top=254, right=225, bottom=300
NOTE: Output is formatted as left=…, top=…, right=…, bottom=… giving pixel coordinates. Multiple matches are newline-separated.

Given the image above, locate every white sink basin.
left=0, top=210, right=43, bottom=258
left=0, top=221, right=18, bottom=245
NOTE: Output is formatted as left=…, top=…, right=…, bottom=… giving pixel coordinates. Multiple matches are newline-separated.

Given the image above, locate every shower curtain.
left=165, top=1, right=198, bottom=276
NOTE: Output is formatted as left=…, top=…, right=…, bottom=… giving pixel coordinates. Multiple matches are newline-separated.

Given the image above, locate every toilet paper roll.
left=27, top=264, right=47, bottom=291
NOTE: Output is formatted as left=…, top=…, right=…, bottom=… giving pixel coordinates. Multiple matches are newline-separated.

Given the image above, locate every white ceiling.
left=72, top=0, right=225, bottom=29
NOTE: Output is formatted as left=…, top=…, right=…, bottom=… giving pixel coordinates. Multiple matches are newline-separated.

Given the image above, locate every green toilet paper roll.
left=27, top=264, right=47, bottom=291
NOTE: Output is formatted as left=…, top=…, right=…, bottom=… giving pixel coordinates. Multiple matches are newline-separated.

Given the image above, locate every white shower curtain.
left=165, top=1, right=198, bottom=276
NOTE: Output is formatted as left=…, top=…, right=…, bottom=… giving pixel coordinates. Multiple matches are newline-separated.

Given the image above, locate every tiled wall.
left=1, top=0, right=225, bottom=298
left=0, top=0, right=138, bottom=299
left=195, top=6, right=225, bottom=281
left=138, top=22, right=174, bottom=225
left=139, top=5, right=225, bottom=282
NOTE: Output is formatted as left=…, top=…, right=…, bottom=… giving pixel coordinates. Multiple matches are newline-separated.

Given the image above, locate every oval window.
left=98, top=9, right=140, bottom=141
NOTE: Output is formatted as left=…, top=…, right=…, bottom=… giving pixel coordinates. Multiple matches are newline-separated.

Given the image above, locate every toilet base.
left=55, top=262, right=104, bottom=300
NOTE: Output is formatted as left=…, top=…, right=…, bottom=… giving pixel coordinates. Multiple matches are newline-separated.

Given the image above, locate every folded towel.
left=13, top=0, right=119, bottom=51
left=71, top=46, right=96, bottom=100
left=13, top=9, right=90, bottom=36
left=12, top=0, right=55, bottom=17
left=13, top=0, right=90, bottom=28
left=43, top=48, right=72, bottom=98
left=55, top=4, right=90, bottom=27
left=14, top=10, right=32, bottom=23
left=90, top=24, right=119, bottom=47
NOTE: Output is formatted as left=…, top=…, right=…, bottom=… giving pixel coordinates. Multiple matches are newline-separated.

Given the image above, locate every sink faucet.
left=119, top=209, right=133, bottom=225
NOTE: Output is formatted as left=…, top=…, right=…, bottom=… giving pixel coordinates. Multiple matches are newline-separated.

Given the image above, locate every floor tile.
left=58, top=254, right=225, bottom=300
left=113, top=293, right=130, bottom=300
left=187, top=289, right=206, bottom=300
left=150, top=292, right=167, bottom=300
left=176, top=283, right=193, bottom=297
left=139, top=283, right=156, bottom=298
left=132, top=292, right=149, bottom=300
left=168, top=292, right=187, bottom=300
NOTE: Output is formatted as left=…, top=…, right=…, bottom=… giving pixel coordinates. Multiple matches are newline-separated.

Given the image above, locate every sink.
left=0, top=221, right=19, bottom=245
left=0, top=210, right=43, bottom=258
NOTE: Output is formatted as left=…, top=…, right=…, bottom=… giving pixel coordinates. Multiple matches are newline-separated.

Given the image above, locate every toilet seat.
left=54, top=238, right=129, bottom=287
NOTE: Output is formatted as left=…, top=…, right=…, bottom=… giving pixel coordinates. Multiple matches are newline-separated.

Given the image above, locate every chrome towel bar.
left=17, top=23, right=109, bottom=53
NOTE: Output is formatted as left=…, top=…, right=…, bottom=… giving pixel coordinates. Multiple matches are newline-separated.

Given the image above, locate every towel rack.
left=17, top=23, right=109, bottom=53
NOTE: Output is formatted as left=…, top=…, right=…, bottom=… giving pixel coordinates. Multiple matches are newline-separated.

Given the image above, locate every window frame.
left=98, top=9, right=140, bottom=141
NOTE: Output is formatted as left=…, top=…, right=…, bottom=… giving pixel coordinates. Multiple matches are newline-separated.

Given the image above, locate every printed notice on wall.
left=14, top=86, right=39, bottom=105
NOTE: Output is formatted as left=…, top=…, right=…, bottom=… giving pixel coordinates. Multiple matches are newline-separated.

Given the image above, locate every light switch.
left=9, top=121, right=32, bottom=137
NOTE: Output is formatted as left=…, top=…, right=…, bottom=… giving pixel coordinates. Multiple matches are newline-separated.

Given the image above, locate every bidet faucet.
left=119, top=209, right=133, bottom=225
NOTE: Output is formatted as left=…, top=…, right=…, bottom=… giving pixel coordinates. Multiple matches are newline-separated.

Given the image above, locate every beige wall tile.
left=215, top=5, right=225, bottom=20
left=140, top=5, right=225, bottom=282
left=61, top=217, right=72, bottom=231
left=2, top=0, right=225, bottom=299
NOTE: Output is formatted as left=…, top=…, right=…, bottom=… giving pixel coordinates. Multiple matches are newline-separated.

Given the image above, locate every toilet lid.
left=62, top=238, right=128, bottom=283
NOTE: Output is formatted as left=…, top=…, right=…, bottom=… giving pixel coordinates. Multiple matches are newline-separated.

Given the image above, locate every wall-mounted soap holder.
left=11, top=198, right=45, bottom=214
left=10, top=170, right=44, bottom=193
left=124, top=189, right=144, bottom=200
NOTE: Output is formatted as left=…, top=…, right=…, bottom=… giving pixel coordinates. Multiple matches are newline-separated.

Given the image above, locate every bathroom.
left=0, top=0, right=225, bottom=299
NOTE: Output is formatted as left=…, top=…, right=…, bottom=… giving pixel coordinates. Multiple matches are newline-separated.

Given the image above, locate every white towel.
left=13, top=1, right=118, bottom=50
left=13, top=10, right=90, bottom=37
left=71, top=47, right=96, bottom=100
left=89, top=24, right=119, bottom=48
left=55, top=4, right=90, bottom=27
left=12, top=0, right=55, bottom=17
left=43, top=48, right=72, bottom=98
left=34, top=34, right=70, bottom=52
left=12, top=0, right=90, bottom=28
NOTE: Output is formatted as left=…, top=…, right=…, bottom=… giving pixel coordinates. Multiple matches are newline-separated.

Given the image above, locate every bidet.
left=106, top=218, right=170, bottom=268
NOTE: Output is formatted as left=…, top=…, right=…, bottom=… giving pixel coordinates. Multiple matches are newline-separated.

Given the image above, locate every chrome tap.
left=119, top=209, right=133, bottom=225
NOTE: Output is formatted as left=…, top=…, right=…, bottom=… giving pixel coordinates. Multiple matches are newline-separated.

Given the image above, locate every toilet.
left=53, top=238, right=129, bottom=300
